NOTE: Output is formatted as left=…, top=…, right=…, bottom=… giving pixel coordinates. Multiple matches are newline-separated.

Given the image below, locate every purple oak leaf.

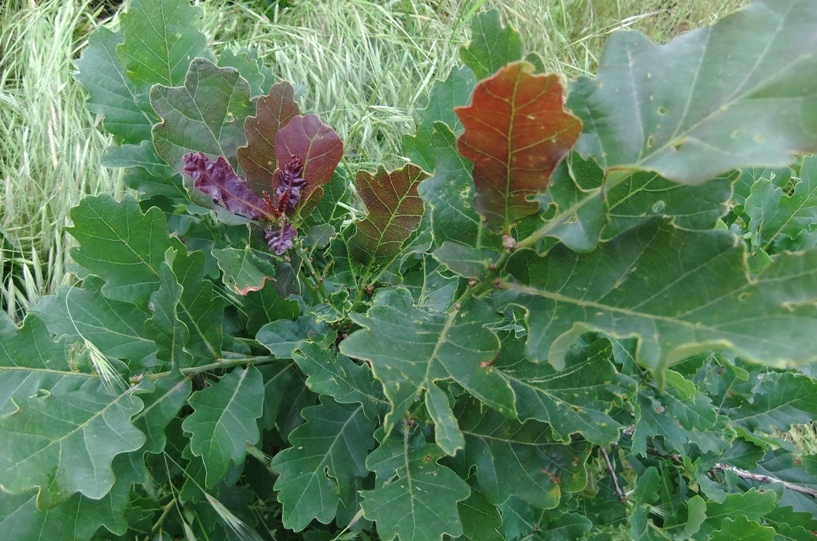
left=266, top=223, right=298, bottom=255
left=274, top=156, right=307, bottom=215
left=184, top=152, right=273, bottom=221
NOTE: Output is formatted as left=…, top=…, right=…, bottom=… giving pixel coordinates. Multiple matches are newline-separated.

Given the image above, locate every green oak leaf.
left=330, top=206, right=433, bottom=293
left=497, top=497, right=593, bottom=541
left=497, top=496, right=537, bottom=541
left=340, top=288, right=516, bottom=437
left=349, top=164, right=428, bottom=264
left=132, top=373, right=192, bottom=455
left=146, top=258, right=193, bottom=367
left=0, top=313, right=99, bottom=416
left=632, top=386, right=732, bottom=457
left=400, top=255, right=461, bottom=312
left=74, top=26, right=155, bottom=144
left=256, top=316, right=334, bottom=359
left=634, top=466, right=660, bottom=504
left=753, top=450, right=817, bottom=516
left=718, top=437, right=766, bottom=471
left=567, top=0, right=817, bottom=183
left=100, top=140, right=177, bottom=180
left=536, top=511, right=593, bottom=541
left=734, top=166, right=791, bottom=211
left=403, top=66, right=476, bottom=171
left=456, top=399, right=589, bottom=508
left=68, top=195, right=173, bottom=310
left=710, top=517, right=775, bottom=541
left=541, top=152, right=734, bottom=252
left=304, top=223, right=336, bottom=248
left=302, top=168, right=352, bottom=231
left=417, top=123, right=500, bottom=250
left=270, top=398, right=375, bottom=532
left=182, top=366, right=264, bottom=488
left=432, top=241, right=497, bottom=281
left=361, top=434, right=470, bottom=541
left=218, top=48, right=268, bottom=98
left=259, top=361, right=294, bottom=431
left=212, top=247, right=275, bottom=295
left=538, top=157, right=607, bottom=252
left=0, top=454, right=143, bottom=541
left=31, top=277, right=157, bottom=367
left=746, top=155, right=817, bottom=253
left=458, top=490, right=503, bottom=541
left=238, top=281, right=300, bottom=336
left=276, top=372, right=318, bottom=442
left=0, top=384, right=145, bottom=509
left=502, top=219, right=817, bottom=383
left=460, top=9, right=524, bottom=80
left=763, top=504, right=817, bottom=541
left=676, top=495, right=708, bottom=541
left=629, top=467, right=661, bottom=540
left=292, top=342, right=387, bottom=421
left=120, top=164, right=187, bottom=200
left=117, top=0, right=208, bottom=88
left=705, top=489, right=777, bottom=526
left=604, top=169, right=735, bottom=241
left=494, top=334, right=637, bottom=445
left=169, top=248, right=225, bottom=363
left=151, top=58, right=254, bottom=173
left=726, top=371, right=817, bottom=435
left=425, top=382, right=465, bottom=456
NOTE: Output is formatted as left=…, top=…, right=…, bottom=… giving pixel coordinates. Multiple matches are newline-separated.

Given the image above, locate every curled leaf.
left=455, top=61, right=582, bottom=233
left=273, top=156, right=307, bottom=214
left=266, top=223, right=298, bottom=255
left=183, top=152, right=272, bottom=221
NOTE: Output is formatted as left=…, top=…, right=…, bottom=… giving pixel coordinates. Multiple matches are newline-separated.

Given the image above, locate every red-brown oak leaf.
left=237, top=82, right=300, bottom=195
left=274, top=114, right=343, bottom=218
left=455, top=61, right=582, bottom=233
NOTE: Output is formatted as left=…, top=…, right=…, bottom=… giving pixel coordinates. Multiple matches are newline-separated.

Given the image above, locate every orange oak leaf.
left=455, top=61, right=582, bottom=233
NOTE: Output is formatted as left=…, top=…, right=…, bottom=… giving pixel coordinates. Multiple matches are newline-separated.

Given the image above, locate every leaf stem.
left=301, top=248, right=329, bottom=302
left=151, top=497, right=176, bottom=533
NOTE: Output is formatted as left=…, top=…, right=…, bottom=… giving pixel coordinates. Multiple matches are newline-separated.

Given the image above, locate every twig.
left=600, top=446, right=627, bottom=502
left=712, top=463, right=817, bottom=498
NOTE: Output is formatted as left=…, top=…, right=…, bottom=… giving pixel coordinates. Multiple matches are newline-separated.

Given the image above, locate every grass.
left=0, top=0, right=125, bottom=319
left=0, top=0, right=748, bottom=319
